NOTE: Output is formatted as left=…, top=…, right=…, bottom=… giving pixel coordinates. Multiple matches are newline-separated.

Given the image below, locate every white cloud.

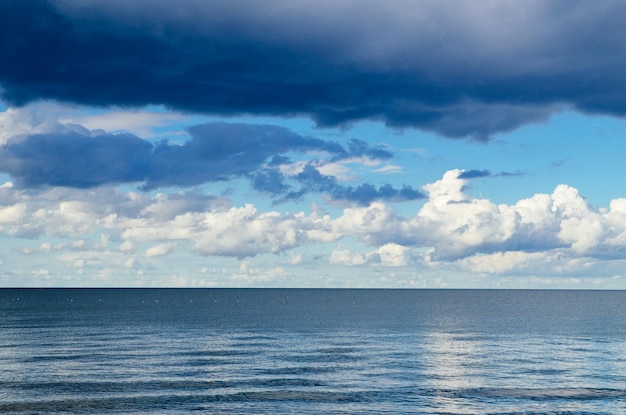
left=0, top=203, right=26, bottom=224
left=118, top=240, right=135, bottom=253
left=316, top=161, right=355, bottom=181
left=330, top=248, right=367, bottom=266
left=231, top=262, right=287, bottom=284
left=72, top=240, right=88, bottom=250
left=0, top=104, right=66, bottom=143
left=61, top=109, right=186, bottom=138
left=0, top=102, right=189, bottom=144
left=330, top=243, right=409, bottom=267
left=285, top=253, right=303, bottom=265
left=377, top=243, right=409, bottom=266
left=375, top=164, right=403, bottom=174
left=124, top=257, right=136, bottom=268
left=3, top=169, right=626, bottom=285
left=145, top=242, right=176, bottom=258
left=459, top=251, right=548, bottom=274
left=277, top=157, right=387, bottom=183
left=552, top=184, right=604, bottom=253
left=332, top=202, right=402, bottom=244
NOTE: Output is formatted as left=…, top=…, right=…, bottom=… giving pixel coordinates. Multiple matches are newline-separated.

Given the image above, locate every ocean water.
left=1, top=289, right=626, bottom=414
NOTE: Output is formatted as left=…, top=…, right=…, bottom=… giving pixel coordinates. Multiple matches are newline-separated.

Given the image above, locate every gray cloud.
left=458, top=169, right=527, bottom=179
left=0, top=122, right=410, bottom=204
left=0, top=131, right=151, bottom=188
left=288, top=164, right=423, bottom=205
left=458, top=169, right=491, bottom=179
left=2, top=1, right=626, bottom=139
left=144, top=122, right=356, bottom=189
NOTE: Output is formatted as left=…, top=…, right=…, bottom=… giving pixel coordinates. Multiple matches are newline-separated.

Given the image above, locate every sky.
left=2, top=0, right=626, bottom=288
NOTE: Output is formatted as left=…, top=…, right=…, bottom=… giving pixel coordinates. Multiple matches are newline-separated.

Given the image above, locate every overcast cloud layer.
left=2, top=0, right=626, bottom=139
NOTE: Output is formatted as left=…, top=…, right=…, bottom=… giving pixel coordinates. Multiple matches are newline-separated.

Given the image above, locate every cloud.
left=330, top=243, right=410, bottom=267
left=61, top=109, right=187, bottom=138
left=145, top=242, right=176, bottom=258
left=2, top=1, right=626, bottom=139
left=0, top=130, right=152, bottom=188
left=330, top=248, right=367, bottom=266
left=458, top=251, right=549, bottom=275
left=458, top=169, right=526, bottom=179
left=324, top=169, right=626, bottom=263
left=458, top=169, right=491, bottom=179
left=272, top=163, right=424, bottom=206
left=145, top=122, right=352, bottom=189
left=0, top=121, right=407, bottom=203
left=3, top=169, right=626, bottom=275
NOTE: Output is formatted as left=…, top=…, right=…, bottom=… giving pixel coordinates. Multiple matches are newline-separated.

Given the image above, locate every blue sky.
left=2, top=1, right=626, bottom=288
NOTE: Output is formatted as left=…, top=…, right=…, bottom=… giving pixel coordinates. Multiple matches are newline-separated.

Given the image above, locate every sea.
left=1, top=289, right=626, bottom=414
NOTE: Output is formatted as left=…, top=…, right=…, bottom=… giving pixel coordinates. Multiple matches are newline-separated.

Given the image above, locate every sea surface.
left=1, top=289, right=626, bottom=414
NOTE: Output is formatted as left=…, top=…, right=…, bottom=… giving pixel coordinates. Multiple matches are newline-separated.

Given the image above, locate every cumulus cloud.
left=330, top=243, right=410, bottom=267
left=330, top=248, right=367, bottom=266
left=458, top=251, right=549, bottom=275
left=1, top=169, right=626, bottom=278
left=2, top=1, right=626, bottom=139
left=325, top=169, right=626, bottom=263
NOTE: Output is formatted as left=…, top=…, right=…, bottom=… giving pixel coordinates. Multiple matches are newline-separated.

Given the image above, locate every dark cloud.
left=267, top=164, right=424, bottom=206
left=2, top=1, right=626, bottom=139
left=145, top=122, right=350, bottom=189
left=338, top=140, right=393, bottom=161
left=497, top=170, right=526, bottom=178
left=0, top=131, right=151, bottom=188
left=335, top=183, right=424, bottom=206
left=458, top=170, right=491, bottom=179
left=250, top=168, right=289, bottom=196
left=458, top=169, right=527, bottom=180
left=0, top=122, right=406, bottom=204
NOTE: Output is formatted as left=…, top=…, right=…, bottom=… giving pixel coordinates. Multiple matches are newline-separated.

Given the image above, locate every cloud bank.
left=2, top=170, right=626, bottom=267
left=2, top=1, right=626, bottom=139
left=0, top=121, right=421, bottom=205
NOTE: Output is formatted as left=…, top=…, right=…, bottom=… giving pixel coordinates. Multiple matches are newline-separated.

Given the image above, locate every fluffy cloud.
left=1, top=169, right=626, bottom=277
left=330, top=243, right=409, bottom=267
left=326, top=169, right=626, bottom=263
left=2, top=1, right=626, bottom=139
left=330, top=248, right=367, bottom=266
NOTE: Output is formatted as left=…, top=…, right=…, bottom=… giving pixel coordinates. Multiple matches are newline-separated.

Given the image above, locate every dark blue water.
left=1, top=289, right=626, bottom=414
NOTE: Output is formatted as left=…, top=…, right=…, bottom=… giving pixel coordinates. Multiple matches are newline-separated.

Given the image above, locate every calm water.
left=1, top=289, right=626, bottom=414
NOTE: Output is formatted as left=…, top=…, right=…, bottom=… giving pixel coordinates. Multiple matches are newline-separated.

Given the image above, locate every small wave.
left=314, top=346, right=363, bottom=354
left=246, top=378, right=326, bottom=388
left=1, top=379, right=237, bottom=394
left=179, top=349, right=253, bottom=358
left=457, top=387, right=626, bottom=400
left=258, top=366, right=337, bottom=375
left=0, top=390, right=381, bottom=413
left=231, top=334, right=278, bottom=342
left=486, top=412, right=611, bottom=415
left=229, top=341, right=277, bottom=349
left=283, top=352, right=362, bottom=364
